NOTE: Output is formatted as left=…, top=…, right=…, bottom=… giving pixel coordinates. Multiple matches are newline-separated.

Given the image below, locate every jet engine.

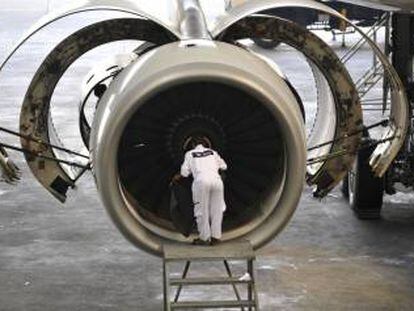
left=90, top=40, right=306, bottom=255
left=0, top=0, right=408, bottom=257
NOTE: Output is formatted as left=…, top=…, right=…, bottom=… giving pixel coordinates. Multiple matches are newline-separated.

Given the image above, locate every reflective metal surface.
left=178, top=0, right=211, bottom=39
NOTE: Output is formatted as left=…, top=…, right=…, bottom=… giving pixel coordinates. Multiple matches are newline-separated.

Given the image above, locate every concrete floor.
left=0, top=9, right=414, bottom=311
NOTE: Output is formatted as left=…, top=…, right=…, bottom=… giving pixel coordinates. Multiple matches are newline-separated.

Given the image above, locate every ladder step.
left=170, top=277, right=252, bottom=286
left=163, top=240, right=255, bottom=262
left=171, top=300, right=255, bottom=309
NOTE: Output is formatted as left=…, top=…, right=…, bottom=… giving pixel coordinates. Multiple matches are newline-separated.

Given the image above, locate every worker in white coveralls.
left=173, top=137, right=227, bottom=246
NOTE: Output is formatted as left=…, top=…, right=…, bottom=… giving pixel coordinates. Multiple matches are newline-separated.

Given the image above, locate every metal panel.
left=340, top=0, right=414, bottom=12
left=0, top=0, right=181, bottom=73
left=221, top=16, right=362, bottom=196
left=19, top=18, right=174, bottom=202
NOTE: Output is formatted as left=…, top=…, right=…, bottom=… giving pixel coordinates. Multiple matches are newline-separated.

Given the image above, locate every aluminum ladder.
left=162, top=240, right=259, bottom=310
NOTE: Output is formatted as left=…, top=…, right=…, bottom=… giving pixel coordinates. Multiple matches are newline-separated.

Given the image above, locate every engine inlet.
left=118, top=81, right=285, bottom=231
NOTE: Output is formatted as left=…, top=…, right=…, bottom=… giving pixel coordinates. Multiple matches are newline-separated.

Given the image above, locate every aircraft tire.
left=347, top=141, right=384, bottom=220
left=341, top=176, right=349, bottom=199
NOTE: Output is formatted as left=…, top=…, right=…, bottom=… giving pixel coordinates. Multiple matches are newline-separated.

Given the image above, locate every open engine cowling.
left=90, top=41, right=307, bottom=256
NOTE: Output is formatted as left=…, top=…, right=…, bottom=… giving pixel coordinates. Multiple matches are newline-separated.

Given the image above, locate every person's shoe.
left=192, top=238, right=210, bottom=246
left=210, top=238, right=221, bottom=246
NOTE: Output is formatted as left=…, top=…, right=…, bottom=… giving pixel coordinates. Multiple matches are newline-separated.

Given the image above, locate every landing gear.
left=343, top=141, right=384, bottom=219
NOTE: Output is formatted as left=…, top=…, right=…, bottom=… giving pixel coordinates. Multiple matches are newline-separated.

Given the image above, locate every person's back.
left=181, top=144, right=227, bottom=182
left=176, top=138, right=227, bottom=245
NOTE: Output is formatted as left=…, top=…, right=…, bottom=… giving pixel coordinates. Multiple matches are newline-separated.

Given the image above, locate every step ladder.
left=356, top=62, right=384, bottom=98
left=340, top=12, right=391, bottom=104
left=162, top=240, right=260, bottom=310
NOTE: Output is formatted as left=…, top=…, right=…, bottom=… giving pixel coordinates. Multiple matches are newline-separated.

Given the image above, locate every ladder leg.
left=248, top=259, right=260, bottom=311
left=173, top=261, right=191, bottom=303
left=163, top=261, right=171, bottom=311
left=223, top=260, right=245, bottom=311
left=247, top=260, right=253, bottom=311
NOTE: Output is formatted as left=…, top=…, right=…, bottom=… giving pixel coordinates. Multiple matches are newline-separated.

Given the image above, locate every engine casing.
left=90, top=40, right=307, bottom=256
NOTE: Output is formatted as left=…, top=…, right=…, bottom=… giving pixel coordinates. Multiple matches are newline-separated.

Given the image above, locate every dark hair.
left=191, top=136, right=209, bottom=148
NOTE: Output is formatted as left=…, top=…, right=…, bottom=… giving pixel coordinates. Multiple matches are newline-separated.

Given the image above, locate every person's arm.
left=215, top=152, right=227, bottom=171
left=171, top=152, right=191, bottom=185
left=180, top=152, right=192, bottom=177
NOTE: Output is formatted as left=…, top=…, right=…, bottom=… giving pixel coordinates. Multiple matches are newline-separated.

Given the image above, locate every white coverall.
left=181, top=144, right=227, bottom=241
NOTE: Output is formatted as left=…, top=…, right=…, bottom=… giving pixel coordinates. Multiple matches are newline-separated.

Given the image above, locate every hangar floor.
left=0, top=10, right=414, bottom=311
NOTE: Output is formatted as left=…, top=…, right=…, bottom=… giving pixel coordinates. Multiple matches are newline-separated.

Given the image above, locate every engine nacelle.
left=90, top=40, right=307, bottom=256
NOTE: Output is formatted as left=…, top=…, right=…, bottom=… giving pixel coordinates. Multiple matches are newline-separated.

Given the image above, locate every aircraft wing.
left=337, top=0, right=414, bottom=12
